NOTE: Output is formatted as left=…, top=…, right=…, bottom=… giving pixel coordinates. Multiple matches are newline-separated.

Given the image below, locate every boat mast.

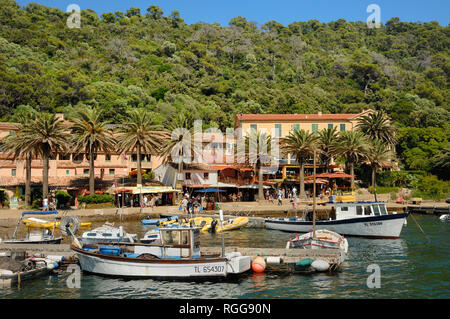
left=312, top=148, right=316, bottom=238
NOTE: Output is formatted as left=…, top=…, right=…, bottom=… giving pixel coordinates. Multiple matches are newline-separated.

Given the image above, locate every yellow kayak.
left=23, top=218, right=91, bottom=229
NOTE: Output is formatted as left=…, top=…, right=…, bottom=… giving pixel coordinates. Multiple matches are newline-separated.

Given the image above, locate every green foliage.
left=0, top=2, right=448, bottom=179
left=368, top=186, right=399, bottom=194
left=77, top=194, right=115, bottom=204
left=55, top=190, right=72, bottom=208
left=411, top=175, right=450, bottom=201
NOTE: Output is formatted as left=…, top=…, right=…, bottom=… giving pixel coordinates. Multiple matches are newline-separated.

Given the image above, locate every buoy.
left=296, top=258, right=314, bottom=268
left=311, top=259, right=330, bottom=272
left=252, top=256, right=266, bottom=273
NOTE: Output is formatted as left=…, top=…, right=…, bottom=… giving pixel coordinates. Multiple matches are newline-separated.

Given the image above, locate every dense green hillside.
left=0, top=0, right=448, bottom=177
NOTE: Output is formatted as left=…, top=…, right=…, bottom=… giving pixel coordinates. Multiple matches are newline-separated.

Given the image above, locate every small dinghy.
left=141, top=216, right=178, bottom=226
left=3, top=211, right=63, bottom=244
left=0, top=251, right=60, bottom=288
left=287, top=229, right=348, bottom=253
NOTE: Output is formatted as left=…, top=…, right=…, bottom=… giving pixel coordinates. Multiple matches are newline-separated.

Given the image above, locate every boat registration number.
left=194, top=265, right=225, bottom=273
left=364, top=221, right=383, bottom=226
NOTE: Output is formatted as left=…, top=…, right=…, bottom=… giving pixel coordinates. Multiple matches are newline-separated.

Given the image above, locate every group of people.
left=140, top=195, right=159, bottom=209
left=181, top=193, right=204, bottom=214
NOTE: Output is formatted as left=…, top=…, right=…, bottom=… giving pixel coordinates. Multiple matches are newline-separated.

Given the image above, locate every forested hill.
left=0, top=1, right=449, bottom=132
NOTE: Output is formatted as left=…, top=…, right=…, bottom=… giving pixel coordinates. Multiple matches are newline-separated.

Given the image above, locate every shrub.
left=368, top=186, right=399, bottom=194
left=77, top=194, right=115, bottom=204
left=411, top=175, right=450, bottom=201
left=55, top=190, right=72, bottom=208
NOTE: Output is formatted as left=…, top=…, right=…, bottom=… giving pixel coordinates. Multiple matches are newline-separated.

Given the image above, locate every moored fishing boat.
left=265, top=201, right=409, bottom=239
left=72, top=226, right=251, bottom=279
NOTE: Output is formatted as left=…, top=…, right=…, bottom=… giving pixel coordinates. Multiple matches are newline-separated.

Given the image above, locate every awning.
left=315, top=172, right=354, bottom=179
left=132, top=186, right=180, bottom=195
left=238, top=184, right=272, bottom=189
left=196, top=188, right=226, bottom=193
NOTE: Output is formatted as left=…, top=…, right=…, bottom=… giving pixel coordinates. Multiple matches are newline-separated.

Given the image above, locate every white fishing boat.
left=140, top=228, right=161, bottom=244
left=265, top=201, right=409, bottom=239
left=2, top=211, right=63, bottom=244
left=78, top=222, right=137, bottom=245
left=72, top=226, right=251, bottom=279
left=287, top=229, right=348, bottom=251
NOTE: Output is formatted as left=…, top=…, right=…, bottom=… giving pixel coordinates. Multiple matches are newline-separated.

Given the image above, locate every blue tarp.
left=21, top=210, right=59, bottom=216
left=196, top=188, right=226, bottom=192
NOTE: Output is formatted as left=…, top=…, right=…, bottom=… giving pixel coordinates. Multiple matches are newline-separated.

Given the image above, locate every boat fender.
left=266, top=257, right=282, bottom=264
left=311, top=259, right=330, bottom=272
left=296, top=258, right=314, bottom=268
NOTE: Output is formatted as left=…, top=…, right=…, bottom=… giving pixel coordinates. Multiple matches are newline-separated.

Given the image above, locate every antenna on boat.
left=219, top=210, right=225, bottom=257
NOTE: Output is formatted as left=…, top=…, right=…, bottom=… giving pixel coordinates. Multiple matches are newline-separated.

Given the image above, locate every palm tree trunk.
left=371, top=165, right=376, bottom=189
left=258, top=162, right=264, bottom=203
left=299, top=159, right=305, bottom=199
left=137, top=144, right=142, bottom=204
left=43, top=152, right=49, bottom=200
left=25, top=154, right=31, bottom=206
left=89, top=147, right=95, bottom=196
left=350, top=161, right=355, bottom=190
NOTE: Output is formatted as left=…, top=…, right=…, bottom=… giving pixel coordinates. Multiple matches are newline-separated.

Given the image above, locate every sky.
left=14, top=0, right=450, bottom=27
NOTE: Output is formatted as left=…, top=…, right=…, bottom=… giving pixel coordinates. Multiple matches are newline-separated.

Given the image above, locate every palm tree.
left=357, top=110, right=396, bottom=146
left=69, top=106, right=116, bottom=196
left=333, top=130, right=370, bottom=190
left=281, top=129, right=318, bottom=199
left=8, top=113, right=68, bottom=199
left=365, top=139, right=395, bottom=188
left=116, top=108, right=169, bottom=203
left=317, top=127, right=339, bottom=172
left=2, top=111, right=37, bottom=206
left=244, top=129, right=273, bottom=202
left=159, top=113, right=201, bottom=195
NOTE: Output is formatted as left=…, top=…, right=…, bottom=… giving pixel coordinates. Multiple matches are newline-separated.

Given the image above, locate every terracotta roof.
left=236, top=113, right=360, bottom=122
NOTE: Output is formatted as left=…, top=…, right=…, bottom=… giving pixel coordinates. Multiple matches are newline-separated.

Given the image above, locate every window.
left=312, top=124, right=319, bottom=134
left=340, top=206, right=348, bottom=212
left=185, top=172, right=191, bottom=180
left=328, top=124, right=333, bottom=129
left=145, top=154, right=151, bottom=162
left=102, top=233, right=112, bottom=237
left=373, top=204, right=380, bottom=216
left=340, top=124, right=346, bottom=131
left=274, top=124, right=282, bottom=137
left=83, top=169, right=89, bottom=175
left=73, top=154, right=84, bottom=163
left=292, top=124, right=300, bottom=131
left=364, top=206, right=372, bottom=215
left=109, top=169, right=115, bottom=175
left=356, top=206, right=363, bottom=215
left=203, top=172, right=209, bottom=179
left=105, top=154, right=111, bottom=161
left=132, top=154, right=145, bottom=162
left=250, top=124, right=257, bottom=132
left=66, top=170, right=70, bottom=175
left=11, top=169, right=16, bottom=176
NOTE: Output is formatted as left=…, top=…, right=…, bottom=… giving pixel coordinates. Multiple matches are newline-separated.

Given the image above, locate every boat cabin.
left=335, top=202, right=389, bottom=220
left=134, top=226, right=202, bottom=259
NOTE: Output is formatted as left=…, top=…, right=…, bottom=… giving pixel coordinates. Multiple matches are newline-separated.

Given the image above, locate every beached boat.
left=141, top=216, right=178, bottom=226
left=78, top=222, right=137, bottom=245
left=265, top=201, right=409, bottom=239
left=72, top=226, right=251, bottom=279
left=2, top=211, right=63, bottom=244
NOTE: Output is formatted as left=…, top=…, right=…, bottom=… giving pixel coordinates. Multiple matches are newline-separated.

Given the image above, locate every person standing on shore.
left=43, top=197, right=49, bottom=211
left=277, top=189, right=283, bottom=206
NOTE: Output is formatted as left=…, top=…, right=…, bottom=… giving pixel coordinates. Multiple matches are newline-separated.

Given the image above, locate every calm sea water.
left=1, top=215, right=449, bottom=299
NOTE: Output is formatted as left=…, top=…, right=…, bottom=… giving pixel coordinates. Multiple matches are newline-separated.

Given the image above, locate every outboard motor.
left=210, top=219, right=218, bottom=233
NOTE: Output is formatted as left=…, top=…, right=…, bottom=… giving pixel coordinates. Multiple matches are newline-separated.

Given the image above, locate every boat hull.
left=73, top=247, right=250, bottom=278
left=266, top=213, right=409, bottom=239
left=2, top=238, right=63, bottom=244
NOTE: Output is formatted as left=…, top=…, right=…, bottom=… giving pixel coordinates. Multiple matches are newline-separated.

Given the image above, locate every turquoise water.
left=1, top=215, right=449, bottom=299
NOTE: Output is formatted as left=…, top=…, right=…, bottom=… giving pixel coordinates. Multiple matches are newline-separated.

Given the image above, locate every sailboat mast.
left=313, top=148, right=317, bottom=238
